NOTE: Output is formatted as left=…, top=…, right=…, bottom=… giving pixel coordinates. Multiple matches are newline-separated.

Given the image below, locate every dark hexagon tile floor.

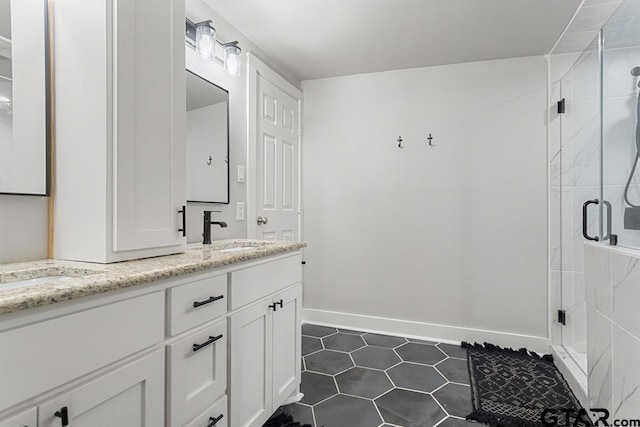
left=276, top=324, right=477, bottom=427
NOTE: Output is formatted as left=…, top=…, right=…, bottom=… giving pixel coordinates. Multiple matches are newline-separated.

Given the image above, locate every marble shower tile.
left=611, top=252, right=640, bottom=339
left=587, top=305, right=613, bottom=413
left=561, top=271, right=587, bottom=353
left=602, top=96, right=639, bottom=187
left=584, top=244, right=612, bottom=317
left=550, top=188, right=562, bottom=271
left=561, top=187, right=576, bottom=271
left=612, top=324, right=640, bottom=420
left=603, top=185, right=640, bottom=250
left=603, top=46, right=640, bottom=99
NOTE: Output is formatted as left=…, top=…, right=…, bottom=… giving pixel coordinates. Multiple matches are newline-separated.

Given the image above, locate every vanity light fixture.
left=195, top=20, right=216, bottom=61
left=186, top=19, right=243, bottom=77
left=222, top=41, right=241, bottom=77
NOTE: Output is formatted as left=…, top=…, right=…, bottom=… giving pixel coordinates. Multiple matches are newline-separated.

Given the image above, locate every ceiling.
left=205, top=0, right=582, bottom=81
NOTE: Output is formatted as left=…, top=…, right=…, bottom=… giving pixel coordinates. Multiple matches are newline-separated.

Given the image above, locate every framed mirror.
left=186, top=70, right=229, bottom=204
left=0, top=0, right=50, bottom=196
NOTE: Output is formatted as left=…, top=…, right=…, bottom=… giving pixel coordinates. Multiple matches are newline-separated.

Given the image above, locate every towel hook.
left=207, top=155, right=213, bottom=166
left=397, top=136, right=404, bottom=149
left=427, top=133, right=435, bottom=147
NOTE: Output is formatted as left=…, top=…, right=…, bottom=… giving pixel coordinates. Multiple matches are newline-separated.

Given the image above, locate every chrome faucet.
left=203, top=211, right=227, bottom=244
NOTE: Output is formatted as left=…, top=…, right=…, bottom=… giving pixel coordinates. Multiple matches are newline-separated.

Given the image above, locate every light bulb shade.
left=195, top=22, right=216, bottom=61
left=224, top=43, right=241, bottom=77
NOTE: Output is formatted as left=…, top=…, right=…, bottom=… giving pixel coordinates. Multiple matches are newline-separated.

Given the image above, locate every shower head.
left=632, top=66, right=640, bottom=76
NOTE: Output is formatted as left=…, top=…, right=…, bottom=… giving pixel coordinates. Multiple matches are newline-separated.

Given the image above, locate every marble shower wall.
left=602, top=44, right=640, bottom=250
left=585, top=243, right=640, bottom=419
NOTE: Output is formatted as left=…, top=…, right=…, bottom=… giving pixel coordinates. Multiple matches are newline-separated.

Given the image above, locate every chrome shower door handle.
left=583, top=199, right=600, bottom=241
left=257, top=216, right=269, bottom=225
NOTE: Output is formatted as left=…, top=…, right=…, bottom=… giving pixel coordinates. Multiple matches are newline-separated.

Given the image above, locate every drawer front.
left=0, top=407, right=37, bottom=427
left=183, top=395, right=227, bottom=427
left=168, top=319, right=227, bottom=427
left=168, top=273, right=227, bottom=336
left=0, top=291, right=164, bottom=412
left=230, top=254, right=301, bottom=310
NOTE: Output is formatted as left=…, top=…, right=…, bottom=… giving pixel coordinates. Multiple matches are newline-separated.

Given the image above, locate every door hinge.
left=557, top=98, right=566, bottom=114
left=557, top=310, right=566, bottom=325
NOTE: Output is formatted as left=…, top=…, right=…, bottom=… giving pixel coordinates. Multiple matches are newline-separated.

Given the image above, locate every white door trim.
left=246, top=53, right=303, bottom=240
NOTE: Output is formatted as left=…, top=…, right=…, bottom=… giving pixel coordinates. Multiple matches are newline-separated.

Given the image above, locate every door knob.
left=257, top=216, right=269, bottom=225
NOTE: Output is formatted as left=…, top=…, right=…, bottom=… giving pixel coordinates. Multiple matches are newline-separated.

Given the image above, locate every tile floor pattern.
left=278, top=324, right=478, bottom=427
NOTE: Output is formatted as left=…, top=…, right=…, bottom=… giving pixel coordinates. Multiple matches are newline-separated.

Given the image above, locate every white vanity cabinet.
left=38, top=350, right=165, bottom=427
left=53, top=0, right=186, bottom=263
left=0, top=408, right=37, bottom=427
left=0, top=250, right=303, bottom=427
left=229, top=256, right=303, bottom=427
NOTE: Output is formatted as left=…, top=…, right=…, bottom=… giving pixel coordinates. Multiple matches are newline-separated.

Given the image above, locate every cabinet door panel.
left=38, top=350, right=164, bottom=427
left=230, top=302, right=273, bottom=427
left=0, top=292, right=164, bottom=412
left=168, top=320, right=226, bottom=427
left=272, top=285, right=302, bottom=406
left=113, top=0, right=186, bottom=251
left=0, top=407, right=37, bottom=427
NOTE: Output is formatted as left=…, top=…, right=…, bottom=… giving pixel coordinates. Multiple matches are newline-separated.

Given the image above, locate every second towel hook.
left=427, top=133, right=435, bottom=147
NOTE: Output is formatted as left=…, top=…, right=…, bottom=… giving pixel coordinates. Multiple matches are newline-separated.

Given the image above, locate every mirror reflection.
left=0, top=0, right=48, bottom=196
left=186, top=70, right=229, bottom=204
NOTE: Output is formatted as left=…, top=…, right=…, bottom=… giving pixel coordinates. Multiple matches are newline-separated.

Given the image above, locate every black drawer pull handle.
left=193, top=334, right=223, bottom=352
left=269, top=303, right=277, bottom=311
left=178, top=205, right=187, bottom=237
left=193, top=295, right=224, bottom=308
left=207, top=414, right=224, bottom=427
left=276, top=299, right=283, bottom=308
left=54, top=407, right=69, bottom=426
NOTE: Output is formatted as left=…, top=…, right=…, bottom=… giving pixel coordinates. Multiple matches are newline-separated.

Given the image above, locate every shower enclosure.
left=550, top=0, right=640, bottom=394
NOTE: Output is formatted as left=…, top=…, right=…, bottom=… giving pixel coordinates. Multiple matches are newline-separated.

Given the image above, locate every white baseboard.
left=303, top=308, right=551, bottom=354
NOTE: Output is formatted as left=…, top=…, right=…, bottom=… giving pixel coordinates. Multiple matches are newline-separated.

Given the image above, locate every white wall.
left=185, top=0, right=300, bottom=243
left=302, top=56, right=549, bottom=344
left=186, top=102, right=227, bottom=203
left=0, top=195, right=48, bottom=263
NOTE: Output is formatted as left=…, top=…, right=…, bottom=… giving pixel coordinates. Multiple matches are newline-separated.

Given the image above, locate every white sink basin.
left=0, top=276, right=74, bottom=291
left=218, top=246, right=258, bottom=253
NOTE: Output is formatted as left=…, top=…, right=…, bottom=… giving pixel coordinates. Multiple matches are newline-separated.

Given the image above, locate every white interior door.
left=255, top=75, right=300, bottom=241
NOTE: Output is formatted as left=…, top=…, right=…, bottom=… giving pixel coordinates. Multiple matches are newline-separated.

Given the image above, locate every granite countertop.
left=0, top=239, right=305, bottom=315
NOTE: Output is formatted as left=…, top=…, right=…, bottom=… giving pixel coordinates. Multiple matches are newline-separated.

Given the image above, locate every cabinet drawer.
left=230, top=255, right=301, bottom=310
left=0, top=291, right=164, bottom=412
left=168, top=319, right=227, bottom=427
left=184, top=395, right=227, bottom=427
left=0, top=407, right=37, bottom=427
left=168, top=273, right=227, bottom=336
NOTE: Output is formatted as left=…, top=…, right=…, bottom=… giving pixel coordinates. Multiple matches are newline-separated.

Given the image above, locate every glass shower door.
left=558, top=37, right=602, bottom=373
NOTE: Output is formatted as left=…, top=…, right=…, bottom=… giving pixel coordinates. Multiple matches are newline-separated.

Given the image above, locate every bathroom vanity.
left=0, top=240, right=304, bottom=427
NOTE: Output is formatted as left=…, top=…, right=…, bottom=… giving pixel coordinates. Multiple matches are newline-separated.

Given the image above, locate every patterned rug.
left=262, top=412, right=313, bottom=427
left=462, top=342, right=592, bottom=427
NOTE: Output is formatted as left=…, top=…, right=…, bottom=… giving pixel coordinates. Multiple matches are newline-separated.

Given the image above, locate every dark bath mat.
left=462, top=342, right=592, bottom=427
left=262, top=412, right=313, bottom=427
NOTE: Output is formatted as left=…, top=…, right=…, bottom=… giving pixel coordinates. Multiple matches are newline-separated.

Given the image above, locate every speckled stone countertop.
left=0, top=239, right=305, bottom=315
